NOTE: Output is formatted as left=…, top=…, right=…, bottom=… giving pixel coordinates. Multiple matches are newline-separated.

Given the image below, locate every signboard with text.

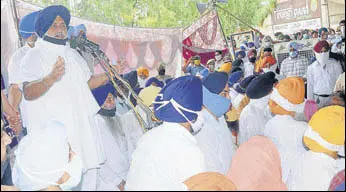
left=272, top=0, right=322, bottom=33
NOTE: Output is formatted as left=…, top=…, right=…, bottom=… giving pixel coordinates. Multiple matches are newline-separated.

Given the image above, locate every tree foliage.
left=21, top=0, right=276, bottom=35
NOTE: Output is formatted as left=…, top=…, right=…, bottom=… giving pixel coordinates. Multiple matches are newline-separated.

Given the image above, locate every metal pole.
left=214, top=6, right=233, bottom=59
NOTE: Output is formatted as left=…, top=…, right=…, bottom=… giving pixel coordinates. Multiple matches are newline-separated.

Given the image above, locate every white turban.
left=12, top=121, right=70, bottom=191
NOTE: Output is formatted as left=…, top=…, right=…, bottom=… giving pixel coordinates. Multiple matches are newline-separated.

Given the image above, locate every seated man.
left=126, top=76, right=206, bottom=190
left=12, top=121, right=83, bottom=191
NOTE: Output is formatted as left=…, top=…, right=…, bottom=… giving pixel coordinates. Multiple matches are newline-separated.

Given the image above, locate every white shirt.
left=307, top=59, right=343, bottom=100
left=7, top=44, right=31, bottom=127
left=243, top=61, right=254, bottom=77
left=238, top=95, right=272, bottom=145
left=287, top=151, right=342, bottom=191
left=229, top=87, right=239, bottom=101
left=195, top=109, right=235, bottom=174
left=125, top=122, right=206, bottom=191
left=96, top=115, right=130, bottom=190
left=8, top=44, right=30, bottom=85
left=232, top=93, right=245, bottom=109
left=19, top=39, right=105, bottom=171
left=264, top=115, right=308, bottom=183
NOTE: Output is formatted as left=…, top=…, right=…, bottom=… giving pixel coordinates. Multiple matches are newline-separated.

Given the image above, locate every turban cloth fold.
left=314, top=40, right=330, bottom=53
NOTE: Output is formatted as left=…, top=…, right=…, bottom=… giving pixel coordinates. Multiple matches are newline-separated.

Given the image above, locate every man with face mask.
left=244, top=49, right=257, bottom=77
left=7, top=11, right=40, bottom=138
left=18, top=5, right=110, bottom=190
left=215, top=50, right=223, bottom=70
left=238, top=72, right=277, bottom=146
left=206, top=59, right=216, bottom=72
left=137, top=67, right=149, bottom=88
left=318, top=28, right=329, bottom=41
left=125, top=76, right=206, bottom=190
left=194, top=72, right=235, bottom=174
left=183, top=55, right=206, bottom=76
left=280, top=42, right=309, bottom=79
left=67, top=24, right=96, bottom=74
left=156, top=64, right=171, bottom=82
left=91, top=83, right=130, bottom=191
left=12, top=121, right=83, bottom=191
left=307, top=40, right=343, bottom=108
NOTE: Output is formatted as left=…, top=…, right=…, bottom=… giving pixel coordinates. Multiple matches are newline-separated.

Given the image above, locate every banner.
left=183, top=10, right=226, bottom=51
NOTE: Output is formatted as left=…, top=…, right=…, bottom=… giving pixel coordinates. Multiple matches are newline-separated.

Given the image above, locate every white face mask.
left=315, top=52, right=330, bottom=65
left=59, top=155, right=83, bottom=191
left=215, top=55, right=222, bottom=61
left=190, top=112, right=205, bottom=135
left=341, top=26, right=345, bottom=38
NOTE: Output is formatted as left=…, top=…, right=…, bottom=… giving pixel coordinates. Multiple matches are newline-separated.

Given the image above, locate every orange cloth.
left=227, top=136, right=287, bottom=191
left=184, top=172, right=237, bottom=191
left=260, top=56, right=277, bottom=69
left=304, top=106, right=345, bottom=154
left=137, top=67, right=149, bottom=78
left=269, top=77, right=305, bottom=116
left=254, top=48, right=264, bottom=73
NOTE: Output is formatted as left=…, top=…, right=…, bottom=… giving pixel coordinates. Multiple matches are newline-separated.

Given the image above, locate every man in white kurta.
left=195, top=72, right=234, bottom=174
left=307, top=40, right=343, bottom=108
left=91, top=83, right=130, bottom=191
left=125, top=76, right=206, bottom=190
left=238, top=72, right=276, bottom=145
left=19, top=5, right=108, bottom=190
left=264, top=77, right=307, bottom=183
left=7, top=11, right=39, bottom=137
left=287, top=106, right=345, bottom=191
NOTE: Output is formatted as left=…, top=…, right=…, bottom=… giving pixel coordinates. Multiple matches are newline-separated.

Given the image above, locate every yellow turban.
left=137, top=67, right=149, bottom=78
left=138, top=85, right=161, bottom=107
left=269, top=77, right=305, bottom=116
left=303, top=106, right=345, bottom=155
left=218, top=62, right=232, bottom=73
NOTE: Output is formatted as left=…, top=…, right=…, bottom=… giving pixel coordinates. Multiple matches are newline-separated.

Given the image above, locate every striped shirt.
left=280, top=55, right=309, bottom=78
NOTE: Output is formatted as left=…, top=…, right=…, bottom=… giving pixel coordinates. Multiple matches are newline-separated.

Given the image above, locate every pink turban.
left=227, top=136, right=288, bottom=191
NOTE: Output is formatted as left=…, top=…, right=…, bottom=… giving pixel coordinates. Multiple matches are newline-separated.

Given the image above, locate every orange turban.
left=137, top=67, right=149, bottom=78
left=227, top=136, right=287, bottom=191
left=184, top=172, right=237, bottom=191
left=269, top=77, right=305, bottom=116
left=303, top=106, right=345, bottom=155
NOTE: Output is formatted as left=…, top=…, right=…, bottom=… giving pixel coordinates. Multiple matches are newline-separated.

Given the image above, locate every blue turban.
left=236, top=51, right=246, bottom=58
left=235, top=75, right=257, bottom=94
left=154, top=76, right=202, bottom=123
left=74, top=24, right=86, bottom=35
left=145, top=77, right=164, bottom=88
left=318, top=27, right=328, bottom=36
left=67, top=26, right=76, bottom=39
left=91, top=82, right=116, bottom=106
left=246, top=72, right=277, bottom=99
left=19, top=11, right=40, bottom=39
left=248, top=42, right=255, bottom=48
left=123, top=71, right=138, bottom=89
left=203, top=72, right=228, bottom=94
left=35, top=5, right=71, bottom=38
left=228, top=71, right=244, bottom=87
left=287, top=42, right=299, bottom=50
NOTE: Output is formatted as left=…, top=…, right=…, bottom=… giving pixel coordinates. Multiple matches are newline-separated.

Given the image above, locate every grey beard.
left=101, top=115, right=127, bottom=150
